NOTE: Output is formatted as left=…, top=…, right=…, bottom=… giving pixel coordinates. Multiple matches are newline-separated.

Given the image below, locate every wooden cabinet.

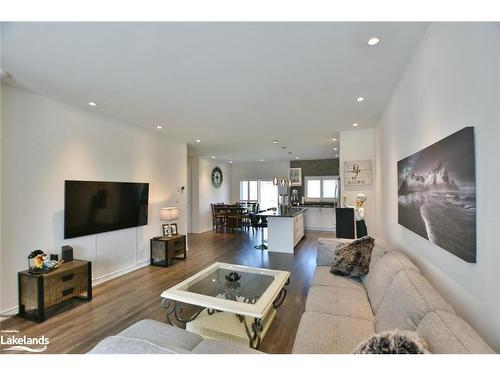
left=150, top=235, right=187, bottom=267
left=305, top=207, right=336, bottom=231
left=18, top=259, right=92, bottom=322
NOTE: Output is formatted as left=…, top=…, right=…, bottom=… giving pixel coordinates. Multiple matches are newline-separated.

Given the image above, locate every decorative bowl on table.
left=225, top=271, right=241, bottom=282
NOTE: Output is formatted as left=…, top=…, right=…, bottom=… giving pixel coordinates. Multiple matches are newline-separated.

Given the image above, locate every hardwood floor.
left=0, top=230, right=335, bottom=354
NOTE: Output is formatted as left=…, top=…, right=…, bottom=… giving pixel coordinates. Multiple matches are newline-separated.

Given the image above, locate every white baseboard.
left=0, top=259, right=151, bottom=319
left=93, top=259, right=150, bottom=286
left=0, top=305, right=19, bottom=320
left=191, top=226, right=212, bottom=234
left=305, top=227, right=336, bottom=232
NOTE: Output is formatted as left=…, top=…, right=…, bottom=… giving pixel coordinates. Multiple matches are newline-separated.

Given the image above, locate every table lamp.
left=160, top=207, right=179, bottom=237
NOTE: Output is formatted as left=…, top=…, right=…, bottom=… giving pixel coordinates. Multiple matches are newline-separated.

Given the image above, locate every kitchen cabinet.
left=305, top=207, right=336, bottom=231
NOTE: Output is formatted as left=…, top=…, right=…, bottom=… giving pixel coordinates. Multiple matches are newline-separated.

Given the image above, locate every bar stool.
left=250, top=212, right=267, bottom=250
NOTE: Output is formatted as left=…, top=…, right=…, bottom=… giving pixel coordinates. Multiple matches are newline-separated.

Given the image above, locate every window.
left=239, top=180, right=278, bottom=210
left=249, top=181, right=258, bottom=201
left=305, top=176, right=339, bottom=202
left=240, top=180, right=258, bottom=202
left=306, top=179, right=321, bottom=199
left=258, top=180, right=278, bottom=210
left=241, top=181, right=248, bottom=201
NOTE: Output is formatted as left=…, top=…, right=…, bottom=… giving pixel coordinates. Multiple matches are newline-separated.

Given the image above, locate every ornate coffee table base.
left=161, top=279, right=289, bottom=349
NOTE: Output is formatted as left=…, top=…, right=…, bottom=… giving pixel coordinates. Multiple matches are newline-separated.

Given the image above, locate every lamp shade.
left=160, top=207, right=179, bottom=221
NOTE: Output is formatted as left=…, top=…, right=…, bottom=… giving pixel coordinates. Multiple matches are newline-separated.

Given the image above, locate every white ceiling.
left=1, top=22, right=428, bottom=162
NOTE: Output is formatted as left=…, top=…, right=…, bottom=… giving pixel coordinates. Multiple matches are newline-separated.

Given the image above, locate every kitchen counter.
left=257, top=207, right=307, bottom=217
left=256, top=208, right=306, bottom=253
left=298, top=204, right=336, bottom=208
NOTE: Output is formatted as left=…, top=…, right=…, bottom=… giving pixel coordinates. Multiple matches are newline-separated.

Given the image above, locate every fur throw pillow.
left=330, top=236, right=375, bottom=277
left=353, top=330, right=429, bottom=354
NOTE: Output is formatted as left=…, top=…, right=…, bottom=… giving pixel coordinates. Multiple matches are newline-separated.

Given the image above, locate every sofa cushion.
left=305, top=285, right=374, bottom=321
left=191, top=339, right=262, bottom=354
left=331, top=236, right=375, bottom=277
left=118, top=319, right=203, bottom=351
left=88, top=336, right=190, bottom=354
left=292, top=312, right=375, bottom=354
left=418, top=311, right=495, bottom=354
left=375, top=270, right=454, bottom=332
left=316, top=238, right=353, bottom=266
left=311, top=266, right=365, bottom=291
left=363, top=251, right=420, bottom=313
left=359, top=245, right=388, bottom=284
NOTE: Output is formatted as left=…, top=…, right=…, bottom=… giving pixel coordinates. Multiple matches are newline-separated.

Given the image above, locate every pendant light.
left=272, top=139, right=279, bottom=186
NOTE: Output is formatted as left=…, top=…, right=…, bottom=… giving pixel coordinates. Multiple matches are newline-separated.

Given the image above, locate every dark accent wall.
left=289, top=159, right=339, bottom=197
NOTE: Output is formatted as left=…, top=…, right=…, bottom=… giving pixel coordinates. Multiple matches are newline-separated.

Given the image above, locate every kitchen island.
left=257, top=207, right=306, bottom=253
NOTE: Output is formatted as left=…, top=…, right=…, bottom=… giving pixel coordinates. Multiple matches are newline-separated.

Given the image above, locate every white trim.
left=190, top=226, right=212, bottom=234
left=305, top=227, right=336, bottom=232
left=0, top=305, right=19, bottom=320
left=93, top=259, right=150, bottom=285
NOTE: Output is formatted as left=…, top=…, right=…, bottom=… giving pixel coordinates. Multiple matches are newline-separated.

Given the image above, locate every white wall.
left=229, top=161, right=289, bottom=202
left=0, top=24, right=3, bottom=297
left=376, top=23, right=500, bottom=350
left=339, top=128, right=377, bottom=235
left=188, top=156, right=230, bottom=233
left=1, top=84, right=188, bottom=314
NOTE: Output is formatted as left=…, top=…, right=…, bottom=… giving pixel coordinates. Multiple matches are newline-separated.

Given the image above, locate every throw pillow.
left=353, top=330, right=429, bottom=354
left=330, top=236, right=375, bottom=277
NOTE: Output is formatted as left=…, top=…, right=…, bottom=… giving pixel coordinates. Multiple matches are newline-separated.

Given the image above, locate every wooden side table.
left=150, top=234, right=187, bottom=267
left=18, top=259, right=92, bottom=322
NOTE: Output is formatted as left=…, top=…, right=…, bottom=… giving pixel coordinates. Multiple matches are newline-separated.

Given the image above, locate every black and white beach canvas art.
left=398, top=127, right=476, bottom=262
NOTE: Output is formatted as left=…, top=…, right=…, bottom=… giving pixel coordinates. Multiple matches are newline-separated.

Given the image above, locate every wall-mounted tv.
left=64, top=180, right=149, bottom=239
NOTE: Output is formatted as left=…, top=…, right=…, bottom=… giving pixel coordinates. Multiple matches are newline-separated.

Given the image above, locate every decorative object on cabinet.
left=169, top=223, right=178, bottom=236
left=397, top=127, right=476, bottom=263
left=61, top=245, right=73, bottom=262
left=150, top=235, right=187, bottom=267
left=160, top=207, right=179, bottom=237
left=18, top=259, right=92, bottom=322
left=211, top=166, right=223, bottom=188
left=289, top=168, right=302, bottom=186
left=335, top=208, right=355, bottom=239
left=344, top=160, right=373, bottom=186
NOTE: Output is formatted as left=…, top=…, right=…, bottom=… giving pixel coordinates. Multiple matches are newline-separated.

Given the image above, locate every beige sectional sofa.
left=292, top=237, right=495, bottom=354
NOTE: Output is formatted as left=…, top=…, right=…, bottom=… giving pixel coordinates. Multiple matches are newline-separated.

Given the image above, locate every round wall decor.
left=211, top=166, right=223, bottom=188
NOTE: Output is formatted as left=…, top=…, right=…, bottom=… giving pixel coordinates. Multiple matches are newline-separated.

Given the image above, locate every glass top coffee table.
left=160, top=262, right=290, bottom=349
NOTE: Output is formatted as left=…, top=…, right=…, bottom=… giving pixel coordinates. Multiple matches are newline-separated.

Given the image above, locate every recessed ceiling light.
left=295, top=156, right=299, bottom=160
left=332, top=138, right=337, bottom=141
left=334, top=147, right=338, bottom=151
left=272, top=139, right=279, bottom=144
left=352, top=123, right=359, bottom=127
left=357, top=97, right=365, bottom=102
left=196, top=139, right=201, bottom=143
left=288, top=151, right=292, bottom=155
left=229, top=160, right=233, bottom=163
left=88, top=102, right=97, bottom=106
left=281, top=146, right=287, bottom=149
left=367, top=37, right=381, bottom=46
left=260, top=159, right=264, bottom=162
left=156, top=125, right=163, bottom=129
left=211, top=156, right=216, bottom=159
left=335, top=154, right=339, bottom=157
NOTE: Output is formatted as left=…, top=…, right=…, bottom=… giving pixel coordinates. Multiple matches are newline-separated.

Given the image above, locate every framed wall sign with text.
left=344, top=160, right=373, bottom=186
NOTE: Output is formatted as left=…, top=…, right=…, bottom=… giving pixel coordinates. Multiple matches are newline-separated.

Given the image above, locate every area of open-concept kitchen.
left=198, top=129, right=375, bottom=254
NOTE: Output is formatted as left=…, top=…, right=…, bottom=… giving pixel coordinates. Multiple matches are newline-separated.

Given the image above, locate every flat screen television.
left=64, top=180, right=149, bottom=239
